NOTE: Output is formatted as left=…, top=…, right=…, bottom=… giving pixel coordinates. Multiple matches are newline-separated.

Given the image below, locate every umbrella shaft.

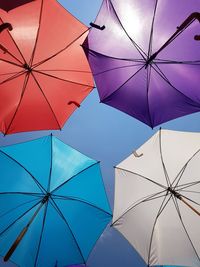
left=4, top=197, right=48, bottom=262
left=3, top=227, right=28, bottom=262
left=180, top=197, right=200, bottom=217
left=146, top=12, right=200, bottom=65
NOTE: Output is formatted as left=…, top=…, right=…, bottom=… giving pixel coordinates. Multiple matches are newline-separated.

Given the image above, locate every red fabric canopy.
left=0, top=0, right=94, bottom=134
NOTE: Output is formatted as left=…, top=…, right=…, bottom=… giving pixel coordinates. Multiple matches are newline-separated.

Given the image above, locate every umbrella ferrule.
left=167, top=187, right=182, bottom=199
left=42, top=193, right=50, bottom=203
left=23, top=63, right=32, bottom=72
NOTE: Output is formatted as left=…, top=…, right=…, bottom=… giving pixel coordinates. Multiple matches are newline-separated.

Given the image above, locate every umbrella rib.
left=0, top=149, right=46, bottom=194
left=146, top=65, right=153, bottom=128
left=172, top=148, right=200, bottom=188
left=151, top=64, right=200, bottom=107
left=111, top=189, right=166, bottom=226
left=0, top=18, right=26, bottom=64
left=147, top=193, right=171, bottom=266
left=49, top=198, right=86, bottom=264
left=33, top=69, right=94, bottom=88
left=172, top=196, right=200, bottom=262
left=101, top=65, right=145, bottom=103
left=178, top=193, right=200, bottom=207
left=4, top=72, right=30, bottom=135
left=0, top=58, right=24, bottom=68
left=31, top=72, right=62, bottom=130
left=154, top=59, right=200, bottom=65
left=0, top=197, right=43, bottom=220
left=108, top=0, right=147, bottom=60
left=0, top=199, right=42, bottom=238
left=93, top=63, right=144, bottom=76
left=0, top=192, right=43, bottom=196
left=51, top=161, right=99, bottom=194
left=177, top=181, right=200, bottom=191
left=0, top=71, right=26, bottom=86
left=36, top=69, right=92, bottom=74
left=47, top=134, right=53, bottom=193
left=159, top=128, right=171, bottom=187
left=179, top=189, right=200, bottom=195
left=115, top=166, right=167, bottom=190
left=32, top=28, right=89, bottom=69
left=0, top=53, right=23, bottom=65
left=0, top=71, right=24, bottom=77
left=147, top=0, right=158, bottom=60
left=29, top=0, right=44, bottom=66
left=33, top=201, right=49, bottom=267
left=52, top=194, right=112, bottom=216
left=85, top=47, right=145, bottom=63
left=172, top=162, right=188, bottom=188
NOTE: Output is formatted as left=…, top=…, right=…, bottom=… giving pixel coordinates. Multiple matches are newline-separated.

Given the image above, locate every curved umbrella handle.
left=133, top=151, right=143, bottom=158
left=68, top=101, right=81, bottom=108
left=90, top=22, right=105, bottom=31
left=3, top=227, right=28, bottom=262
left=0, top=22, right=13, bottom=33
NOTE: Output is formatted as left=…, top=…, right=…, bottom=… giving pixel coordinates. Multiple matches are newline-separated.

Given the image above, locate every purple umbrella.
left=84, top=0, right=200, bottom=128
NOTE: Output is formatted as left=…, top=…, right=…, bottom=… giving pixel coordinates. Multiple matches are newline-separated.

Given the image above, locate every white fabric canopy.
left=112, top=129, right=200, bottom=266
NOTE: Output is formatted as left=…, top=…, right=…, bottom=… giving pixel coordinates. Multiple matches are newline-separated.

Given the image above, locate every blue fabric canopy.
left=0, top=135, right=112, bottom=267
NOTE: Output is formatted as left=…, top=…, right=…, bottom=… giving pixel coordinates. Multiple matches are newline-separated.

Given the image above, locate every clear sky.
left=0, top=1, right=199, bottom=267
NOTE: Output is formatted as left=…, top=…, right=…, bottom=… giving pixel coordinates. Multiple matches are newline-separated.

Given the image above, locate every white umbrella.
left=112, top=129, right=200, bottom=267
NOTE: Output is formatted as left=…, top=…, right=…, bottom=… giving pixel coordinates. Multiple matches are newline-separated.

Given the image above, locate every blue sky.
left=0, top=1, right=199, bottom=266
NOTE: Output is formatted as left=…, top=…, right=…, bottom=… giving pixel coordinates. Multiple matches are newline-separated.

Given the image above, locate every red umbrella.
left=0, top=0, right=94, bottom=134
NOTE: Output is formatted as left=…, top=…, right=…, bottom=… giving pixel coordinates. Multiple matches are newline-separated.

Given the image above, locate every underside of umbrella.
left=84, top=0, right=200, bottom=128
left=112, top=129, right=200, bottom=267
left=0, top=0, right=35, bottom=12
left=0, top=0, right=94, bottom=134
left=0, top=135, right=112, bottom=267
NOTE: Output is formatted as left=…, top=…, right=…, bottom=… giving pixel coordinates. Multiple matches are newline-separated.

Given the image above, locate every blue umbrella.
left=0, top=135, right=112, bottom=267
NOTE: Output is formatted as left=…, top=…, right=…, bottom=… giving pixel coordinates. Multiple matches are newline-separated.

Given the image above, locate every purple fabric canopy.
left=84, top=0, right=200, bottom=127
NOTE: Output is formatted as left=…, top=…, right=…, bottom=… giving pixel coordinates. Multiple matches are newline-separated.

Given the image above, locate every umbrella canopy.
left=112, top=129, right=200, bottom=266
left=84, top=0, right=200, bottom=128
left=0, top=0, right=94, bottom=134
left=0, top=0, right=34, bottom=12
left=0, top=135, right=112, bottom=267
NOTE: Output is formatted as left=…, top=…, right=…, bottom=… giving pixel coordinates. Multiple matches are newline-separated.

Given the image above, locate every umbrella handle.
left=180, top=197, right=200, bottom=217
left=133, top=151, right=143, bottom=157
left=4, top=227, right=28, bottom=262
left=90, top=22, right=105, bottom=31
left=68, top=101, right=81, bottom=108
left=4, top=196, right=48, bottom=262
left=0, top=22, right=13, bottom=33
left=168, top=188, right=200, bottom=217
